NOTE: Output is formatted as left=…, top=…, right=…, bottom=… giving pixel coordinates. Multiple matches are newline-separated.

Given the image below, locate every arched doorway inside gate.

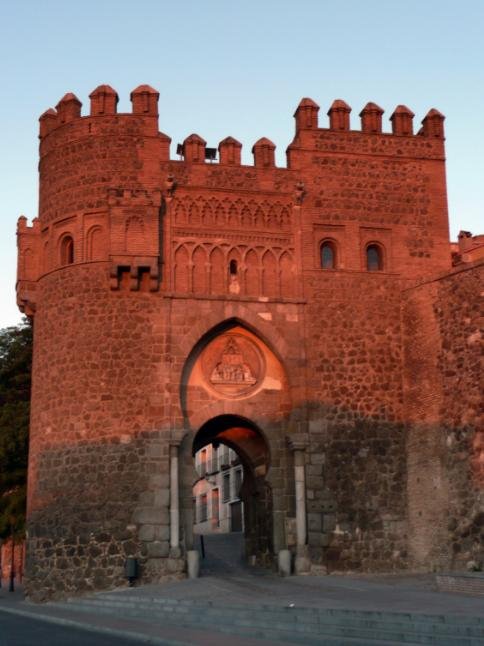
left=192, top=414, right=273, bottom=571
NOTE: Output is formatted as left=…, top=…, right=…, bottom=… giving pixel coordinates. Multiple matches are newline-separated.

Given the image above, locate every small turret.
left=55, top=93, right=82, bottom=124
left=17, top=215, right=27, bottom=231
left=328, top=99, right=351, bottom=131
left=252, top=137, right=276, bottom=168
left=89, top=85, right=119, bottom=115
left=218, top=136, right=242, bottom=165
left=294, top=98, right=319, bottom=131
left=183, top=133, right=206, bottom=163
left=390, top=105, right=414, bottom=135
left=130, top=84, right=159, bottom=116
left=421, top=108, right=445, bottom=138
left=359, top=102, right=384, bottom=134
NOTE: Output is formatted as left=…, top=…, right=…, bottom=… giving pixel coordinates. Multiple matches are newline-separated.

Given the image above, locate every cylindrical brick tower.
left=18, top=86, right=183, bottom=600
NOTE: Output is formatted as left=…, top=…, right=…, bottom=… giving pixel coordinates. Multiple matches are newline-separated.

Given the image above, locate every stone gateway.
left=16, top=85, right=483, bottom=601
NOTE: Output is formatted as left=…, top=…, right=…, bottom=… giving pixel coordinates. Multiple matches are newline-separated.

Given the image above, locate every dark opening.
left=229, top=259, right=238, bottom=275
left=60, top=236, right=74, bottom=265
left=366, top=244, right=383, bottom=271
left=321, top=241, right=336, bottom=269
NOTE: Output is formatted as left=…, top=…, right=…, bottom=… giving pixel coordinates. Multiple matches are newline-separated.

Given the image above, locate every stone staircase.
left=197, top=531, right=256, bottom=576
left=49, top=592, right=484, bottom=645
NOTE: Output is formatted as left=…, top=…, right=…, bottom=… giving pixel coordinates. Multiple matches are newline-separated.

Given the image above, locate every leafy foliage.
left=0, top=319, right=32, bottom=539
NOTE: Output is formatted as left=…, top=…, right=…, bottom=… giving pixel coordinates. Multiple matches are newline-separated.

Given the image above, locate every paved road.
left=0, top=612, right=151, bottom=646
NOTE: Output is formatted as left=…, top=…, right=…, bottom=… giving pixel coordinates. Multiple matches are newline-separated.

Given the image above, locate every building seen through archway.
left=190, top=414, right=273, bottom=569
left=193, top=444, right=244, bottom=534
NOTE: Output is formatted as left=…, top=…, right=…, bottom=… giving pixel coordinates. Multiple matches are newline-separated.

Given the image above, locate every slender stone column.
left=294, top=448, right=307, bottom=547
left=169, top=443, right=180, bottom=550
left=288, top=435, right=310, bottom=573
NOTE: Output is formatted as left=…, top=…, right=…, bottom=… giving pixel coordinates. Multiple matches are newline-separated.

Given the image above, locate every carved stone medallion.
left=201, top=333, right=264, bottom=398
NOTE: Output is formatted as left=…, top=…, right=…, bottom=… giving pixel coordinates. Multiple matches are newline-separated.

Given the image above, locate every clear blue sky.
left=0, top=0, right=482, bottom=328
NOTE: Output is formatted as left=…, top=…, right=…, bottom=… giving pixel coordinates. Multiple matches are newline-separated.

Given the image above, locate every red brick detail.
left=294, top=98, right=319, bottom=131
left=130, top=84, right=159, bottom=116
left=390, top=105, right=414, bottom=136
left=252, top=138, right=276, bottom=168
left=89, top=85, right=119, bottom=116
left=359, top=102, right=384, bottom=134
left=327, top=99, right=351, bottom=131
left=183, top=134, right=206, bottom=163
left=55, top=92, right=82, bottom=124
left=218, top=137, right=242, bottom=165
left=1, top=540, right=25, bottom=581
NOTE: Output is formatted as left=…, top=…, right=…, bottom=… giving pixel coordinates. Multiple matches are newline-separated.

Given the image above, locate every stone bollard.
left=294, top=545, right=311, bottom=574
left=278, top=549, right=292, bottom=576
left=187, top=550, right=200, bottom=579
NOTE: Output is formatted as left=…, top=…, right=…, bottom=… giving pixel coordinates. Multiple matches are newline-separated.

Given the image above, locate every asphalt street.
left=0, top=612, right=152, bottom=646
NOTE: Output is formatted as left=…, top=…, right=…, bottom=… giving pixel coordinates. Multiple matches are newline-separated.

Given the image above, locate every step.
left=50, top=598, right=484, bottom=644
left=60, top=595, right=484, bottom=628
left=65, top=593, right=484, bottom=626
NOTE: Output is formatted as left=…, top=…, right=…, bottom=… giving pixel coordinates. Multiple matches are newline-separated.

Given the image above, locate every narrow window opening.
left=60, top=235, right=74, bottom=266
left=222, top=472, right=231, bottom=503
left=367, top=244, right=383, bottom=271
left=200, top=493, right=208, bottom=522
left=229, top=259, right=238, bottom=275
left=234, top=468, right=243, bottom=498
left=321, top=241, right=336, bottom=269
left=200, top=448, right=207, bottom=477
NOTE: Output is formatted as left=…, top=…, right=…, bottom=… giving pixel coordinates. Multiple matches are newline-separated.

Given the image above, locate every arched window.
left=60, top=235, right=74, bottom=265
left=320, top=240, right=337, bottom=269
left=366, top=243, right=383, bottom=271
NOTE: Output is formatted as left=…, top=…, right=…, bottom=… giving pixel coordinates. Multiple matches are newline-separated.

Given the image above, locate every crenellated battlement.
left=38, top=85, right=445, bottom=168
left=16, top=85, right=452, bottom=316
left=16, top=215, right=41, bottom=316
left=39, top=84, right=160, bottom=138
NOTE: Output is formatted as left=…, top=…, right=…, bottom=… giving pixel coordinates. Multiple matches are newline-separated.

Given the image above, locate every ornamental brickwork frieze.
left=172, top=195, right=292, bottom=231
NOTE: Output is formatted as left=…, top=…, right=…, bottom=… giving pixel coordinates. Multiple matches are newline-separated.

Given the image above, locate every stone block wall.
left=304, top=272, right=407, bottom=571
left=403, top=261, right=484, bottom=570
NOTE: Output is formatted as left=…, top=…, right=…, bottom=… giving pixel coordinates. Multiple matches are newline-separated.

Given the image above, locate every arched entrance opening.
left=192, top=414, right=273, bottom=570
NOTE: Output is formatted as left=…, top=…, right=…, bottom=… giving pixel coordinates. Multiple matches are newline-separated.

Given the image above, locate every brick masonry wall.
left=1, top=540, right=25, bottom=581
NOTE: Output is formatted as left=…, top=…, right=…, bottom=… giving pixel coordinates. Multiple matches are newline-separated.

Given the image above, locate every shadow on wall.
left=23, top=409, right=483, bottom=601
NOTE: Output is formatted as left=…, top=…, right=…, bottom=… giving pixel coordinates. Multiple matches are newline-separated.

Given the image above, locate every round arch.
left=193, top=414, right=270, bottom=477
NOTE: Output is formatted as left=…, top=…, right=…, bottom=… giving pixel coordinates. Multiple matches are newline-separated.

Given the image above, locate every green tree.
left=0, top=319, right=32, bottom=539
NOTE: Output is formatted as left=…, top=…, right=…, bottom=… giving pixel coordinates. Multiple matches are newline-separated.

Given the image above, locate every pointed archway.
left=178, top=320, right=293, bottom=572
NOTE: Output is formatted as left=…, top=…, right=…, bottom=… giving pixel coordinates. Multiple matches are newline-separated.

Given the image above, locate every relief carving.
left=202, top=333, right=263, bottom=398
